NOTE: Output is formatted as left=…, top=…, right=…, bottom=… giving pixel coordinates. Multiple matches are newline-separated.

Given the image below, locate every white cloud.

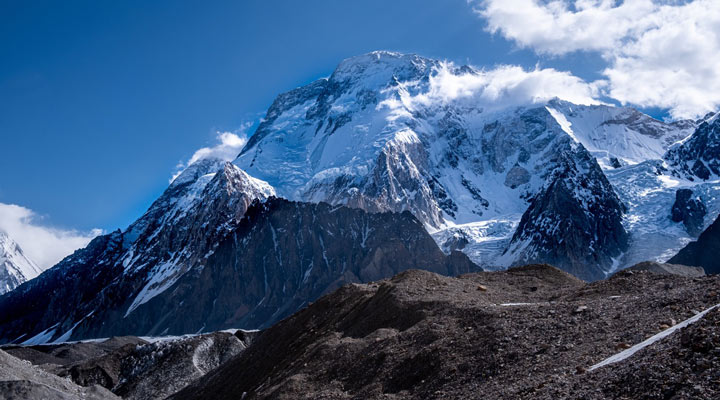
left=475, top=0, right=720, bottom=119
left=383, top=62, right=603, bottom=114
left=0, top=203, right=102, bottom=269
left=171, top=123, right=252, bottom=182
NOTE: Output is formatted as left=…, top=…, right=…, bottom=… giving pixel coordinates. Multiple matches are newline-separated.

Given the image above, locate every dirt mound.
left=172, top=267, right=720, bottom=399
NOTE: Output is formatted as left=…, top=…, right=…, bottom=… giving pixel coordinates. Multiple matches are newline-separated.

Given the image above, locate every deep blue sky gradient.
left=0, top=0, right=609, bottom=231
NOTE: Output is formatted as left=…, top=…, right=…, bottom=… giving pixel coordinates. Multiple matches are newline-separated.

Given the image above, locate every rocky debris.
left=114, top=331, right=252, bottom=400
left=626, top=261, right=705, bottom=278
left=0, top=349, right=118, bottom=400
left=3, top=331, right=255, bottom=400
left=671, top=188, right=707, bottom=236
left=171, top=265, right=720, bottom=400
left=535, top=307, right=720, bottom=399
left=670, top=213, right=720, bottom=275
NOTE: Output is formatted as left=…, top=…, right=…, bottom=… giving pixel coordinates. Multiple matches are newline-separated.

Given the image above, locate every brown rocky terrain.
left=171, top=265, right=720, bottom=400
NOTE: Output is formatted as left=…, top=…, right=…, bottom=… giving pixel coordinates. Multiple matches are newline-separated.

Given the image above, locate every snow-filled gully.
left=589, top=303, right=720, bottom=371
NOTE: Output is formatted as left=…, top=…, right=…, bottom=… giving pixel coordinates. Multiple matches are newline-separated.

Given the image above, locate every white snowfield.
left=0, top=230, right=43, bottom=295
left=589, top=303, right=720, bottom=371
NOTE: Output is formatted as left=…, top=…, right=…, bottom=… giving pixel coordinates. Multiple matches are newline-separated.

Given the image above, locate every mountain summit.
left=234, top=51, right=718, bottom=278
left=1, top=51, right=719, bottom=344
left=0, top=230, right=42, bottom=295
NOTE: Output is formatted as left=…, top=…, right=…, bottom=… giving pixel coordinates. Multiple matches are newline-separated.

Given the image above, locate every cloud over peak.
left=171, top=123, right=253, bottom=182
left=474, top=0, right=720, bottom=119
left=0, top=203, right=101, bottom=269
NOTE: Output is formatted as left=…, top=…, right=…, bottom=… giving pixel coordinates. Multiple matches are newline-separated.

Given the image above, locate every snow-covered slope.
left=545, top=100, right=695, bottom=169
left=0, top=230, right=42, bottom=295
left=235, top=51, right=710, bottom=278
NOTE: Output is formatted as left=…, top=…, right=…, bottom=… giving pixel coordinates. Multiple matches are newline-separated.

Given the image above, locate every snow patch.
left=589, top=304, right=720, bottom=371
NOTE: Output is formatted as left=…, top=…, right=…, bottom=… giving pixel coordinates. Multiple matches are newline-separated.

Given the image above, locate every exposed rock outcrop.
left=502, top=148, right=628, bottom=281
left=666, top=113, right=720, bottom=180
left=669, top=214, right=720, bottom=274
left=670, top=188, right=707, bottom=237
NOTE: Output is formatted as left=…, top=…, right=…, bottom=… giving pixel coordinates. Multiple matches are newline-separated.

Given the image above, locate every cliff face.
left=0, top=195, right=477, bottom=344
left=501, top=148, right=628, bottom=281
left=670, top=214, right=720, bottom=274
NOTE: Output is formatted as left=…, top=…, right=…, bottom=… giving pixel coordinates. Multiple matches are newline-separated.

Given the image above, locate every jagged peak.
left=207, top=162, right=275, bottom=198
left=170, top=158, right=226, bottom=188
left=329, top=50, right=439, bottom=86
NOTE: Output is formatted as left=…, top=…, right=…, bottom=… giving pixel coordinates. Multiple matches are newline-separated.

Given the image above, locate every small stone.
left=576, top=366, right=587, bottom=374
left=573, top=306, right=588, bottom=314
left=477, top=285, right=487, bottom=292
left=659, top=324, right=671, bottom=330
left=616, top=342, right=632, bottom=350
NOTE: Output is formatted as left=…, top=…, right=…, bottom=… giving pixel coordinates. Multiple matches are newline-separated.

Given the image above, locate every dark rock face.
left=170, top=267, right=720, bottom=400
left=504, top=148, right=629, bottom=281
left=666, top=115, right=720, bottom=180
left=0, top=190, right=477, bottom=343
left=124, top=198, right=478, bottom=334
left=669, top=214, right=720, bottom=274
left=670, top=188, right=707, bottom=237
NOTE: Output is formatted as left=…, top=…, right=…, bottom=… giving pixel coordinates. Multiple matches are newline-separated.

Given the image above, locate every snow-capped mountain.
left=234, top=50, right=716, bottom=279
left=2, top=50, right=719, bottom=344
left=0, top=158, right=475, bottom=344
left=0, top=230, right=42, bottom=295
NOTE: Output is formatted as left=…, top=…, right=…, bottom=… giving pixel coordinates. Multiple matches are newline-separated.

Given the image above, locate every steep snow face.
left=666, top=113, right=720, bottom=180
left=234, top=51, right=636, bottom=272
left=545, top=99, right=695, bottom=169
left=0, top=231, right=42, bottom=295
left=608, top=160, right=720, bottom=269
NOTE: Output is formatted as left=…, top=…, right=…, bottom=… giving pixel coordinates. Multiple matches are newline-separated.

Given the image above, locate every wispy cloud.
left=0, top=203, right=102, bottom=269
left=473, top=0, right=720, bottom=119
left=170, top=122, right=254, bottom=182
left=380, top=62, right=603, bottom=117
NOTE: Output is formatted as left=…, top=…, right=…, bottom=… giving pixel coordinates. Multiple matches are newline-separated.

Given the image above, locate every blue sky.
left=0, top=0, right=611, bottom=233
left=2, top=0, right=714, bottom=258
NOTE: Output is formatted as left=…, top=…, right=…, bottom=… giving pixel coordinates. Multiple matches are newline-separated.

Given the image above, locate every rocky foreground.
left=173, top=265, right=720, bottom=400
left=2, top=264, right=719, bottom=399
